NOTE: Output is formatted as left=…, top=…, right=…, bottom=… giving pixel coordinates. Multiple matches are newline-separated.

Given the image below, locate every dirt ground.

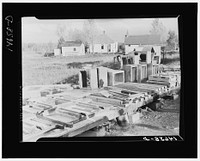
left=105, top=95, right=180, bottom=136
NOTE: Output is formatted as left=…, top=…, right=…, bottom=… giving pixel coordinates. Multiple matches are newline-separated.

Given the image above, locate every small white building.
left=61, top=41, right=85, bottom=56
left=89, top=31, right=118, bottom=54
left=54, top=49, right=61, bottom=56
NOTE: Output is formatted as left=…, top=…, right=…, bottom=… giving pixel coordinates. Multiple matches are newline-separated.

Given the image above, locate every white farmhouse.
left=124, top=34, right=163, bottom=64
left=89, top=31, right=118, bottom=54
left=61, top=41, right=85, bottom=56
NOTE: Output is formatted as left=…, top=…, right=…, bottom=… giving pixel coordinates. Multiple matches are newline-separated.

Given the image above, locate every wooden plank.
left=67, top=116, right=109, bottom=137
left=129, top=82, right=166, bottom=88
left=90, top=68, right=98, bottom=89
left=89, top=95, right=124, bottom=107
left=79, top=71, right=83, bottom=88
left=123, top=65, right=132, bottom=82
left=115, top=83, right=153, bottom=93
left=107, top=69, right=124, bottom=86
left=98, top=67, right=108, bottom=87
left=36, top=113, right=74, bottom=128
left=123, top=65, right=138, bottom=82
left=24, top=118, right=50, bottom=130
left=105, top=86, right=141, bottom=95
left=123, top=82, right=163, bottom=91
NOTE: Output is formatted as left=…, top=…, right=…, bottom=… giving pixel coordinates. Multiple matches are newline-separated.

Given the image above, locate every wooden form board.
left=123, top=65, right=138, bottom=82
left=79, top=68, right=98, bottom=89
left=23, top=77, right=175, bottom=141
left=107, top=69, right=124, bottom=86
left=138, top=64, right=147, bottom=83
left=149, top=74, right=177, bottom=83
left=121, top=82, right=168, bottom=93
left=147, top=64, right=162, bottom=79
left=115, top=83, right=154, bottom=93
left=97, top=66, right=108, bottom=87
left=119, top=55, right=134, bottom=68
left=23, top=86, right=161, bottom=141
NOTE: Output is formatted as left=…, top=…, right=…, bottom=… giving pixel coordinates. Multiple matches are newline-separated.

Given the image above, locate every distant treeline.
left=22, top=42, right=58, bottom=54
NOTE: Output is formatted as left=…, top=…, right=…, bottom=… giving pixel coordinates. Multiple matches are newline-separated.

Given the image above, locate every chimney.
left=125, top=30, right=129, bottom=37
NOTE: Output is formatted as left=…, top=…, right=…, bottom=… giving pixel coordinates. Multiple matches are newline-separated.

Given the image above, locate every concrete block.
left=97, top=67, right=108, bottom=88
left=107, top=69, right=124, bottom=86
left=79, top=68, right=98, bottom=89
left=90, top=68, right=98, bottom=89
left=146, top=51, right=152, bottom=64
left=123, top=65, right=138, bottom=82
left=134, top=54, right=140, bottom=65
left=138, top=64, right=147, bottom=82
left=128, top=112, right=141, bottom=124
left=173, top=94, right=179, bottom=100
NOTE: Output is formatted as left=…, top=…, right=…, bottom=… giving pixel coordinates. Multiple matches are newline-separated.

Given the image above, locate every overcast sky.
left=22, top=17, right=178, bottom=43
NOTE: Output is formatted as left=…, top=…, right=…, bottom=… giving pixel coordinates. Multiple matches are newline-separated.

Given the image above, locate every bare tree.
left=56, top=24, right=67, bottom=38
left=68, top=28, right=86, bottom=43
left=149, top=18, right=167, bottom=42
left=56, top=24, right=67, bottom=50
left=47, top=41, right=54, bottom=52
left=83, top=19, right=99, bottom=54
left=166, top=30, right=177, bottom=50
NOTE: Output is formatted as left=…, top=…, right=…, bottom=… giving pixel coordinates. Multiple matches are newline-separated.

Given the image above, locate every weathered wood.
left=137, top=64, right=147, bottom=82
left=107, top=69, right=124, bottom=86
left=89, top=95, right=124, bottom=106
left=57, top=107, right=85, bottom=119
left=90, top=68, right=98, bottom=89
left=123, top=65, right=138, bottom=82
left=67, top=116, right=109, bottom=137
left=97, top=67, right=108, bottom=88
left=36, top=113, right=74, bottom=128
left=115, top=83, right=153, bottom=93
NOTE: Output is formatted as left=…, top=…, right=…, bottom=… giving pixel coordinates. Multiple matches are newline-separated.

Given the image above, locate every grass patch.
left=161, top=57, right=180, bottom=65
left=67, top=61, right=102, bottom=69
left=22, top=51, right=115, bottom=86
left=55, top=74, right=79, bottom=85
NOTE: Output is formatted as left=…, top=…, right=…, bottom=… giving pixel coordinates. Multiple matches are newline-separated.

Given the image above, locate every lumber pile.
left=147, top=71, right=181, bottom=88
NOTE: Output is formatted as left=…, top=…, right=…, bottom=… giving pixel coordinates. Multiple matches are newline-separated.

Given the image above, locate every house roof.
left=93, top=33, right=114, bottom=44
left=142, top=46, right=155, bottom=52
left=133, top=46, right=155, bottom=53
left=125, top=35, right=162, bottom=45
left=61, top=41, right=82, bottom=47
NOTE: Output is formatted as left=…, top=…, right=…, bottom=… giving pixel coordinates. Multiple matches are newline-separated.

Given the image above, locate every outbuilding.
left=124, top=34, right=163, bottom=64
left=61, top=41, right=85, bottom=56
left=89, top=31, right=118, bottom=54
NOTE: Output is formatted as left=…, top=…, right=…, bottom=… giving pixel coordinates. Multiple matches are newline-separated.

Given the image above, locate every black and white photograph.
left=2, top=2, right=197, bottom=158
left=22, top=17, right=181, bottom=142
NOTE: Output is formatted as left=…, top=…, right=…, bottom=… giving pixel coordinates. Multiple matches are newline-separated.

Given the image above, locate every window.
left=73, top=48, right=76, bottom=51
left=101, top=45, right=104, bottom=49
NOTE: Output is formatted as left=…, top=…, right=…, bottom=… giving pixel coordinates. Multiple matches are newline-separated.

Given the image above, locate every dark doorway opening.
left=80, top=71, right=87, bottom=87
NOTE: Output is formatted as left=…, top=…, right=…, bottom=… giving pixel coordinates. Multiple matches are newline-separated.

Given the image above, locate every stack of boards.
left=22, top=82, right=169, bottom=142
left=147, top=71, right=181, bottom=88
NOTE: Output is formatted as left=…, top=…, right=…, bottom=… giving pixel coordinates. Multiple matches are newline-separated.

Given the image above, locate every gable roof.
left=125, top=35, right=162, bottom=45
left=142, top=46, right=155, bottom=52
left=93, top=33, right=114, bottom=44
left=61, top=41, right=82, bottom=47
